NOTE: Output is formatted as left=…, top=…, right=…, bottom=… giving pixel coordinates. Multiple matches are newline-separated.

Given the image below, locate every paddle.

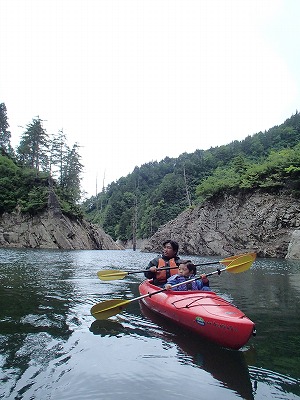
left=91, top=253, right=256, bottom=320
left=97, top=252, right=251, bottom=281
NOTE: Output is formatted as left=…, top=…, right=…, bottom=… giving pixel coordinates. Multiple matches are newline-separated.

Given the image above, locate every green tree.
left=82, top=110, right=300, bottom=241
left=0, top=155, right=50, bottom=215
left=0, top=155, right=20, bottom=213
left=60, top=142, right=83, bottom=203
left=17, top=117, right=49, bottom=172
left=0, top=103, right=13, bottom=157
left=49, top=129, right=69, bottom=183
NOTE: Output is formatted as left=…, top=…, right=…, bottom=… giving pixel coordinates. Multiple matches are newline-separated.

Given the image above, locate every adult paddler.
left=144, top=240, right=182, bottom=287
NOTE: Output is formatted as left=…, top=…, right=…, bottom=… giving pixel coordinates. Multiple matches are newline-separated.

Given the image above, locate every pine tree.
left=0, top=103, right=14, bottom=157
left=17, top=117, right=49, bottom=172
left=61, top=142, right=83, bottom=203
left=49, top=129, right=69, bottom=183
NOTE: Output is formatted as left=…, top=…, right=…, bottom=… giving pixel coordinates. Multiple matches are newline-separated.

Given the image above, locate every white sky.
left=1, top=0, right=300, bottom=199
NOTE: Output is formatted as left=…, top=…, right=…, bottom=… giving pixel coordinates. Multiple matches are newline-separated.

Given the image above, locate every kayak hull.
left=138, top=280, right=255, bottom=350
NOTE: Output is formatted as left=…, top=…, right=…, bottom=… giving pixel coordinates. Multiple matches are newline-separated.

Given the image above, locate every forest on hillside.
left=0, top=103, right=83, bottom=217
left=82, top=111, right=300, bottom=242
left=1, top=100, right=300, bottom=244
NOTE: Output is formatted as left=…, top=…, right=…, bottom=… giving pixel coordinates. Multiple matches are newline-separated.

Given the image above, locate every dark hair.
left=163, top=240, right=179, bottom=254
left=180, top=260, right=196, bottom=275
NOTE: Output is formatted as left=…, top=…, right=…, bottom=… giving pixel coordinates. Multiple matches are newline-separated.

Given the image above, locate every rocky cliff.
left=0, top=210, right=121, bottom=250
left=0, top=190, right=122, bottom=250
left=142, top=191, right=300, bottom=259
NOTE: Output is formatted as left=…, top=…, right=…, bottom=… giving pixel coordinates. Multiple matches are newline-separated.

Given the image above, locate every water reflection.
left=89, top=296, right=300, bottom=400
left=0, top=249, right=78, bottom=399
left=140, top=303, right=255, bottom=400
left=1, top=249, right=300, bottom=400
left=90, top=304, right=255, bottom=400
left=249, top=366, right=300, bottom=398
left=90, top=319, right=128, bottom=337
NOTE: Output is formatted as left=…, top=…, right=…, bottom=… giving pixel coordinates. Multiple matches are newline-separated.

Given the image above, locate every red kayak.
left=139, top=280, right=256, bottom=350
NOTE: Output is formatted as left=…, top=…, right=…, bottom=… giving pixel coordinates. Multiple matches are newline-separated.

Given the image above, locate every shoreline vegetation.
left=1, top=103, right=300, bottom=256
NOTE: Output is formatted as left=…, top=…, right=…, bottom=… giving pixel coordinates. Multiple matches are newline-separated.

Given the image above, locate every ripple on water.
left=1, top=249, right=300, bottom=400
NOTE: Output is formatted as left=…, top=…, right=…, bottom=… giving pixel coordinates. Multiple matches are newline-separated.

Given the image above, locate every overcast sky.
left=1, top=0, right=300, bottom=198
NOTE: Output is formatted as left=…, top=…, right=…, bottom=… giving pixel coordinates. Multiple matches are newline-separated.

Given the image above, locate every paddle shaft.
left=137, top=253, right=251, bottom=274
left=131, top=267, right=224, bottom=303
left=125, top=260, right=224, bottom=275
left=97, top=253, right=254, bottom=281
left=125, top=261, right=220, bottom=274
left=91, top=253, right=256, bottom=318
left=93, top=267, right=225, bottom=316
left=99, top=260, right=229, bottom=278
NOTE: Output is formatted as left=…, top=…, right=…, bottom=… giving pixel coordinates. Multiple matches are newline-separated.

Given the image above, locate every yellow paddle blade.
left=91, top=299, right=131, bottom=320
left=97, top=270, right=128, bottom=281
left=219, top=253, right=249, bottom=266
left=226, top=253, right=256, bottom=274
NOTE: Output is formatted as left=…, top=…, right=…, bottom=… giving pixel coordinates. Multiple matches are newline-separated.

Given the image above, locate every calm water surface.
left=0, top=248, right=300, bottom=400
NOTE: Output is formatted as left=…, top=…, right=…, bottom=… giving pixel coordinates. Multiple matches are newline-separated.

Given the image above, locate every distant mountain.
left=82, top=111, right=300, bottom=244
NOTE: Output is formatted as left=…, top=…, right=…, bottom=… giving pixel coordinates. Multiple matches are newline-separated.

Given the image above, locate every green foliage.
left=0, top=103, right=14, bottom=157
left=0, top=157, right=20, bottom=213
left=58, top=199, right=84, bottom=219
left=3, top=101, right=300, bottom=243
left=83, top=111, right=300, bottom=241
left=196, top=144, right=300, bottom=200
left=60, top=143, right=83, bottom=203
left=17, top=117, right=49, bottom=171
left=0, top=156, right=49, bottom=214
left=0, top=104, right=84, bottom=220
left=20, top=187, right=49, bottom=214
left=196, top=167, right=241, bottom=201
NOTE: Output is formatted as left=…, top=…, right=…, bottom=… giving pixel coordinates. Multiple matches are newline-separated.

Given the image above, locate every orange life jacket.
left=155, top=258, right=178, bottom=284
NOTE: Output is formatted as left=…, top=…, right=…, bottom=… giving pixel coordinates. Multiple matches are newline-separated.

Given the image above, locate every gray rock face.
left=286, top=230, right=300, bottom=259
left=142, top=192, right=300, bottom=259
left=0, top=194, right=121, bottom=250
